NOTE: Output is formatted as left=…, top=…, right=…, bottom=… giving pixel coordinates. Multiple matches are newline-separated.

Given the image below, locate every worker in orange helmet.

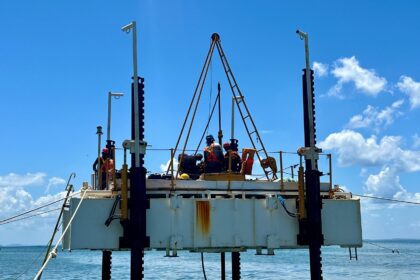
left=93, top=148, right=114, bottom=190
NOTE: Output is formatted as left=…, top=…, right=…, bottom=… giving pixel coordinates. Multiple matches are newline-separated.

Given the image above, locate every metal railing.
left=147, top=148, right=333, bottom=193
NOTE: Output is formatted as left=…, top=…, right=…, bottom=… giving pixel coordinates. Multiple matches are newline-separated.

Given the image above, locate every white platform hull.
left=62, top=183, right=362, bottom=251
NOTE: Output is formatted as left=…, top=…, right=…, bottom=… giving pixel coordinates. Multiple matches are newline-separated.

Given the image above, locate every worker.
left=92, top=148, right=115, bottom=190
left=203, top=134, right=224, bottom=173
left=240, top=148, right=256, bottom=175
left=223, top=140, right=242, bottom=172
left=177, top=153, right=203, bottom=179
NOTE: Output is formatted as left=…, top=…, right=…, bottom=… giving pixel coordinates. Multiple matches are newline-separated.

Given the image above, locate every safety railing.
left=147, top=148, right=333, bottom=193
left=90, top=147, right=333, bottom=194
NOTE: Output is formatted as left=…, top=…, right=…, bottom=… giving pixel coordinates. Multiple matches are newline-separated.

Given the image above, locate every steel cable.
left=0, top=191, right=80, bottom=224
left=353, top=194, right=420, bottom=205
left=0, top=208, right=61, bottom=226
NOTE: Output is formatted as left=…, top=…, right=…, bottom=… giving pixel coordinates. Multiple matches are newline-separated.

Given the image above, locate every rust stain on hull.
left=196, top=200, right=211, bottom=235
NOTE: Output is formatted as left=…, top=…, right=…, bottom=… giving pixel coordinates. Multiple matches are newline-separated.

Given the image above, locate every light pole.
left=107, top=92, right=124, bottom=142
left=122, top=21, right=140, bottom=168
left=296, top=30, right=315, bottom=150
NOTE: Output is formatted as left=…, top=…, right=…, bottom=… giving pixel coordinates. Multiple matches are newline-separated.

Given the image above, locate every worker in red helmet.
left=93, top=148, right=114, bottom=190
left=203, top=134, right=224, bottom=173
left=223, top=140, right=242, bottom=172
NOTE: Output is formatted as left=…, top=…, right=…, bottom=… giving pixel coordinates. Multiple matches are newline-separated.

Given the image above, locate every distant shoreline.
left=2, top=238, right=419, bottom=248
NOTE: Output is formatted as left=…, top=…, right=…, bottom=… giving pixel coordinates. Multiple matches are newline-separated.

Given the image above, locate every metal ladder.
left=213, top=34, right=278, bottom=180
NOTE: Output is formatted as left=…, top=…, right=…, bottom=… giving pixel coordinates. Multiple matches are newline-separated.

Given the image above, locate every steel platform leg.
left=130, top=78, right=147, bottom=280
left=221, top=252, right=226, bottom=280
left=232, top=252, right=240, bottom=280
left=102, top=250, right=112, bottom=280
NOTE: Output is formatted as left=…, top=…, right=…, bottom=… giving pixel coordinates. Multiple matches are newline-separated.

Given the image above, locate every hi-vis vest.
left=205, top=144, right=218, bottom=162
left=101, top=158, right=114, bottom=173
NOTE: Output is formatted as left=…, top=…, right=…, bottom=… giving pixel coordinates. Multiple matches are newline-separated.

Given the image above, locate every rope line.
left=364, top=241, right=400, bottom=253
left=201, top=252, right=208, bottom=280
left=0, top=208, right=61, bottom=226
left=0, top=191, right=80, bottom=224
left=353, top=194, right=420, bottom=205
left=33, top=189, right=88, bottom=280
left=9, top=245, right=50, bottom=280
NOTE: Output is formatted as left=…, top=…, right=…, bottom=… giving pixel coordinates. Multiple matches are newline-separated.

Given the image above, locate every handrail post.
left=121, top=148, right=128, bottom=221
left=96, top=126, right=103, bottom=190
left=280, top=151, right=284, bottom=191
left=328, top=154, right=333, bottom=194
left=170, top=148, right=175, bottom=191
left=113, top=147, right=117, bottom=190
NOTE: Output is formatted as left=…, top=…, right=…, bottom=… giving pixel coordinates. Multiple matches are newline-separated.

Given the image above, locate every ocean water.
left=0, top=240, right=419, bottom=280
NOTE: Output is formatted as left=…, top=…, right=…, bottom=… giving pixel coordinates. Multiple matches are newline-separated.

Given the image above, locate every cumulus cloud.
left=365, top=167, right=404, bottom=198
left=346, top=100, right=404, bottom=132
left=364, top=167, right=420, bottom=204
left=328, top=56, right=387, bottom=97
left=313, top=62, right=328, bottom=78
left=0, top=172, right=46, bottom=188
left=412, top=134, right=420, bottom=149
left=319, top=130, right=420, bottom=172
left=0, top=186, right=66, bottom=227
left=160, top=158, right=179, bottom=174
left=45, top=177, right=66, bottom=193
left=397, top=75, right=420, bottom=109
left=0, top=173, right=67, bottom=227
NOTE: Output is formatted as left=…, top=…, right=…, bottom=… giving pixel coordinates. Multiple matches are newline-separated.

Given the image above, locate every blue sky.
left=0, top=0, right=419, bottom=244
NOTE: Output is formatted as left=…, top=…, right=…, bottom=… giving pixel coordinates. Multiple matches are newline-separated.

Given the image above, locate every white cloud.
left=0, top=172, right=46, bottom=188
left=0, top=185, right=66, bottom=227
left=397, top=75, right=420, bottom=109
left=365, top=166, right=420, bottom=204
left=313, top=62, right=328, bottom=78
left=346, top=100, right=404, bottom=132
left=0, top=187, right=32, bottom=214
left=160, top=158, right=179, bottom=174
left=45, top=177, right=66, bottom=193
left=365, top=167, right=404, bottom=198
left=319, top=130, right=420, bottom=172
left=412, top=134, right=420, bottom=149
left=359, top=168, right=368, bottom=177
left=0, top=173, right=67, bottom=227
left=328, top=56, right=387, bottom=97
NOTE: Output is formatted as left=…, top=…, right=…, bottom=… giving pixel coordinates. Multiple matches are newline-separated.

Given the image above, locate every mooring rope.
left=33, top=189, right=87, bottom=280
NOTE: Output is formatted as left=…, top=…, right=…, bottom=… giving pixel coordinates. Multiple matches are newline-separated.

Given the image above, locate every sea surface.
left=0, top=240, right=419, bottom=279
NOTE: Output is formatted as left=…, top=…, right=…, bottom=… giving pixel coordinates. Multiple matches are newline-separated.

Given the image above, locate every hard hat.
left=223, top=142, right=231, bottom=150
left=180, top=173, right=190, bottom=180
left=206, top=135, right=215, bottom=143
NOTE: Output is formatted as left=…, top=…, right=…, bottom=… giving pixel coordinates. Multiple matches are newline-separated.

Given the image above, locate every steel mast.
left=122, top=20, right=149, bottom=280
left=296, top=30, right=324, bottom=280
